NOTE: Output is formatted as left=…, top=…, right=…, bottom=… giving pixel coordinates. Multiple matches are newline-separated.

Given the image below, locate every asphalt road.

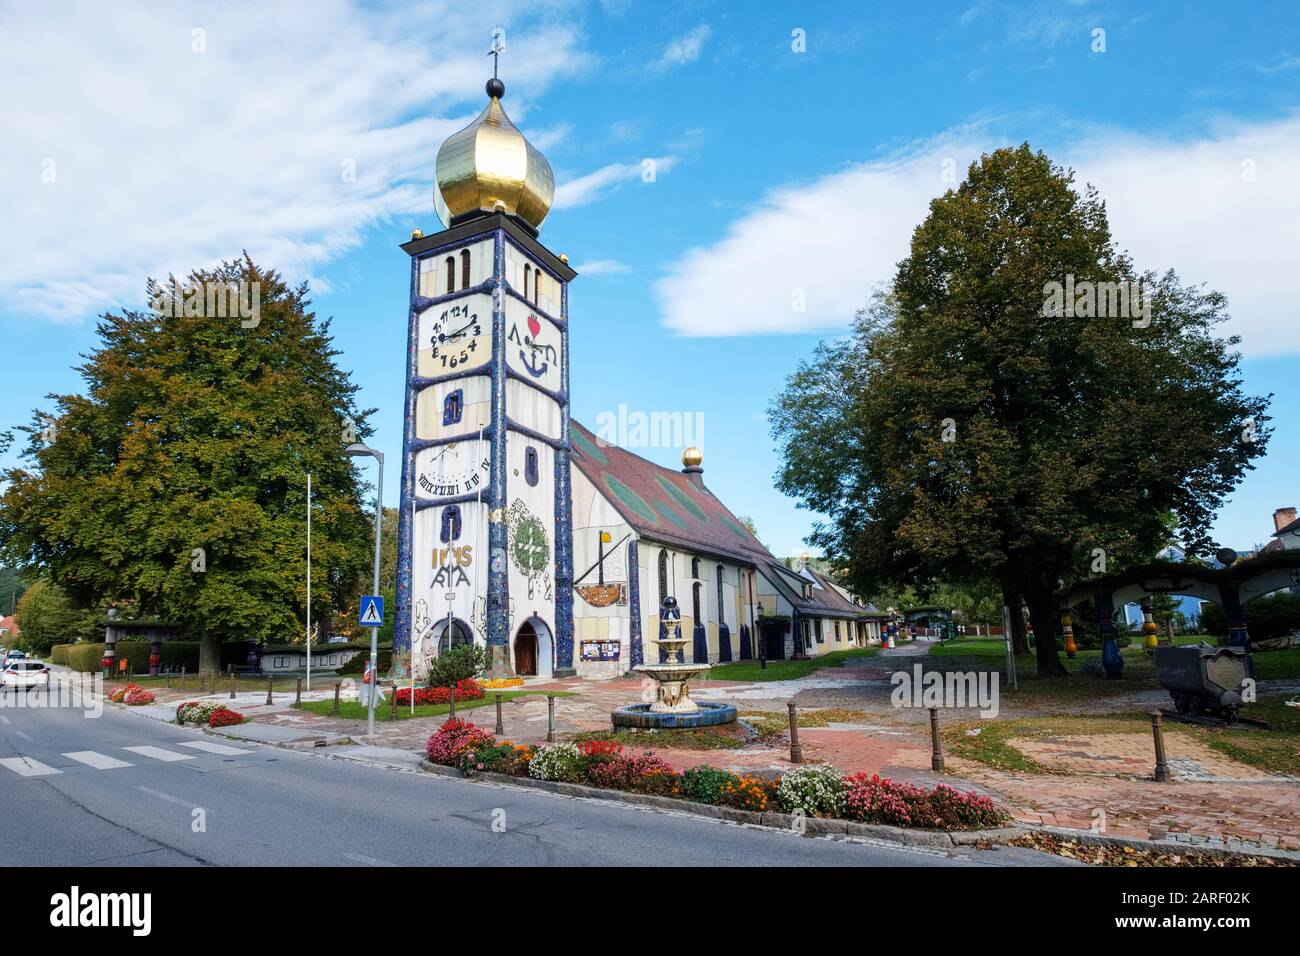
left=0, top=691, right=1061, bottom=867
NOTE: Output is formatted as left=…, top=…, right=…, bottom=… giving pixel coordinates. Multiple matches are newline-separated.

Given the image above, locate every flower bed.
left=110, top=683, right=156, bottom=706
left=423, top=723, right=1005, bottom=830
left=481, top=677, right=525, bottom=689
left=176, top=700, right=233, bottom=725
left=208, top=708, right=246, bottom=728
left=394, top=678, right=484, bottom=707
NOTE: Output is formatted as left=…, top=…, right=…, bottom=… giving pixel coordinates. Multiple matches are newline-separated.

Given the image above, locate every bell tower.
left=394, top=70, right=577, bottom=681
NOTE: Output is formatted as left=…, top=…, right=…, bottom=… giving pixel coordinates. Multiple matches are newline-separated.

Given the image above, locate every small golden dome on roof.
left=434, top=78, right=554, bottom=231
left=682, top=447, right=703, bottom=468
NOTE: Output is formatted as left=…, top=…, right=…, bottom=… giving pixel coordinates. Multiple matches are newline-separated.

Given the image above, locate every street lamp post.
left=346, top=442, right=384, bottom=736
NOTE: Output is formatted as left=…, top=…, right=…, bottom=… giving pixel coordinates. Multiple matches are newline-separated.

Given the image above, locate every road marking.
left=13, top=730, right=32, bottom=741
left=122, top=745, right=193, bottom=763
left=177, top=741, right=252, bottom=756
left=135, top=785, right=196, bottom=808
left=0, top=756, right=61, bottom=777
left=0, top=715, right=10, bottom=724
left=63, top=751, right=133, bottom=770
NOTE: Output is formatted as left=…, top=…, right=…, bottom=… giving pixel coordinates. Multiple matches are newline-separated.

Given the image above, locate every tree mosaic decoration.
left=508, top=499, right=551, bottom=598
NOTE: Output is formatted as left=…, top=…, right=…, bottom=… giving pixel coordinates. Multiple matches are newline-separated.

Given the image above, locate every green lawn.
left=298, top=689, right=571, bottom=722
left=708, top=646, right=878, bottom=682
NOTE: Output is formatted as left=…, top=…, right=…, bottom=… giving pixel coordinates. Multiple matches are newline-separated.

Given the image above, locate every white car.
left=2, top=660, right=50, bottom=690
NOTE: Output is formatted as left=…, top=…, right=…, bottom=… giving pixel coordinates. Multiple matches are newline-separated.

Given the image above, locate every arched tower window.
left=690, top=556, right=700, bottom=579
left=533, top=269, right=541, bottom=304
left=460, top=249, right=471, bottom=288
left=444, top=256, right=456, bottom=293
left=692, top=581, right=702, bottom=623
left=657, top=549, right=668, bottom=607
left=523, top=263, right=531, bottom=301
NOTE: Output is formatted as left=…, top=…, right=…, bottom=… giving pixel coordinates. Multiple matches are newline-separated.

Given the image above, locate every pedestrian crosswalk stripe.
left=0, top=756, right=61, bottom=777
left=122, top=745, right=193, bottom=763
left=177, top=741, right=251, bottom=756
left=63, top=751, right=133, bottom=770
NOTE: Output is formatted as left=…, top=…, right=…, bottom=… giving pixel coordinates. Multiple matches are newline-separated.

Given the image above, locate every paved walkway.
left=96, top=646, right=1300, bottom=854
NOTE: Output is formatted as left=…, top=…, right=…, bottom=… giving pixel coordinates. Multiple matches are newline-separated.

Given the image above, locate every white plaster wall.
left=418, top=239, right=492, bottom=298
left=416, top=375, right=491, bottom=440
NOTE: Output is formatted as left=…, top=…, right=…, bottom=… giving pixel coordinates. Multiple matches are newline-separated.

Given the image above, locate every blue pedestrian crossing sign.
left=358, top=595, right=384, bottom=627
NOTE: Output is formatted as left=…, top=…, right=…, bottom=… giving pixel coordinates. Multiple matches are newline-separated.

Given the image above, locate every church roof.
left=570, top=420, right=768, bottom=567
left=569, top=421, right=871, bottom=619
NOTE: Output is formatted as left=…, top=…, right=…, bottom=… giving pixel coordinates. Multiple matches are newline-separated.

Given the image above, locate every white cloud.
left=0, top=0, right=592, bottom=322
left=571, top=258, right=631, bottom=276
left=653, top=25, right=711, bottom=71
left=656, top=114, right=1300, bottom=357
left=554, top=155, right=675, bottom=209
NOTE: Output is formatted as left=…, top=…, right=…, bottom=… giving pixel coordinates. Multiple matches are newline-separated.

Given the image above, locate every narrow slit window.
left=440, top=505, right=462, bottom=543
left=460, top=249, right=471, bottom=289
left=523, top=263, right=531, bottom=301
left=442, top=389, right=463, bottom=426
left=524, top=446, right=539, bottom=486
left=445, top=256, right=456, bottom=293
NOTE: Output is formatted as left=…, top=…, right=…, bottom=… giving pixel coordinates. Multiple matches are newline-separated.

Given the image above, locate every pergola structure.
left=1057, top=551, right=1300, bottom=678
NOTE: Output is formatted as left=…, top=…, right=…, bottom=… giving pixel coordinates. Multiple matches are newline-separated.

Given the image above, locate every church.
left=393, top=72, right=883, bottom=681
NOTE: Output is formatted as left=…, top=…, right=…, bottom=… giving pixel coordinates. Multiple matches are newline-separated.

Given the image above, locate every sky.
left=1, top=0, right=1298, bottom=560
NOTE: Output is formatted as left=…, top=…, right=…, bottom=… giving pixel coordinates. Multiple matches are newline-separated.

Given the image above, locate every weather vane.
left=487, top=27, right=507, bottom=79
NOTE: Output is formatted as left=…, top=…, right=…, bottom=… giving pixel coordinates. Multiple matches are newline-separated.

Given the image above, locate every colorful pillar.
left=1095, top=591, right=1123, bottom=679
left=1140, top=598, right=1159, bottom=654
left=1061, top=606, right=1077, bottom=659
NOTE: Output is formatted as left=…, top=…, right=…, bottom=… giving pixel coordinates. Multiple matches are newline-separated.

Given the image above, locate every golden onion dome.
left=434, top=78, right=554, bottom=231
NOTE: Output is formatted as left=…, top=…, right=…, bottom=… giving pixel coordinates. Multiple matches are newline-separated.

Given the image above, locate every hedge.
left=60, top=640, right=202, bottom=673
left=50, top=644, right=72, bottom=666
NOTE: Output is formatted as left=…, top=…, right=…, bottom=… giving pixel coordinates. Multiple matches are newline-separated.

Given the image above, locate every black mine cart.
left=1153, top=644, right=1253, bottom=721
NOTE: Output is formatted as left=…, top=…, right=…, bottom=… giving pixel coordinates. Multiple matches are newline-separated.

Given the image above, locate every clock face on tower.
left=418, top=294, right=492, bottom=377
left=415, top=439, right=490, bottom=498
left=506, top=297, right=562, bottom=393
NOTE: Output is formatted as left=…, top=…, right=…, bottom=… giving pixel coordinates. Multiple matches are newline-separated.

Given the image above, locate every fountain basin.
left=611, top=701, right=737, bottom=729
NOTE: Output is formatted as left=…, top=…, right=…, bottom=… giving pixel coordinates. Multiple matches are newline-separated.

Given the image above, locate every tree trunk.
left=1000, top=582, right=1030, bottom=654
left=1025, top=587, right=1068, bottom=677
left=199, top=627, right=221, bottom=676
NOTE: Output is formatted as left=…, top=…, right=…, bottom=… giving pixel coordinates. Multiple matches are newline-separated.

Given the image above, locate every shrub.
left=427, top=644, right=487, bottom=688
left=50, top=644, right=72, bottom=666
left=681, top=765, right=736, bottom=805
left=776, top=764, right=845, bottom=817
left=425, top=718, right=493, bottom=766
left=208, top=708, right=245, bottom=727
left=720, top=774, right=771, bottom=812
left=527, top=743, right=587, bottom=783
left=841, top=773, right=1006, bottom=830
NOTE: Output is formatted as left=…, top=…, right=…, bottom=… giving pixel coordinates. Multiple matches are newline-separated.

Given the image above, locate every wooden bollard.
left=448, top=685, right=456, bottom=720
left=929, top=707, right=945, bottom=772
left=390, top=682, right=397, bottom=722
left=294, top=677, right=302, bottom=709
left=332, top=681, right=340, bottom=716
left=229, top=671, right=236, bottom=699
left=787, top=701, right=803, bottom=764
left=547, top=694, right=556, bottom=743
left=265, top=677, right=274, bottom=706
left=164, top=672, right=171, bottom=689
left=494, top=693, right=504, bottom=736
left=1151, top=711, right=1170, bottom=782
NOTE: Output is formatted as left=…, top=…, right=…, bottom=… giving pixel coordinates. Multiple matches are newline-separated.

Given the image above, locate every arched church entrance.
left=512, top=617, right=554, bottom=678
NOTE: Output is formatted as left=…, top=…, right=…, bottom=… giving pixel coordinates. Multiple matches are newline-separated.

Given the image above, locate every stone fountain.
left=611, top=596, right=737, bottom=729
